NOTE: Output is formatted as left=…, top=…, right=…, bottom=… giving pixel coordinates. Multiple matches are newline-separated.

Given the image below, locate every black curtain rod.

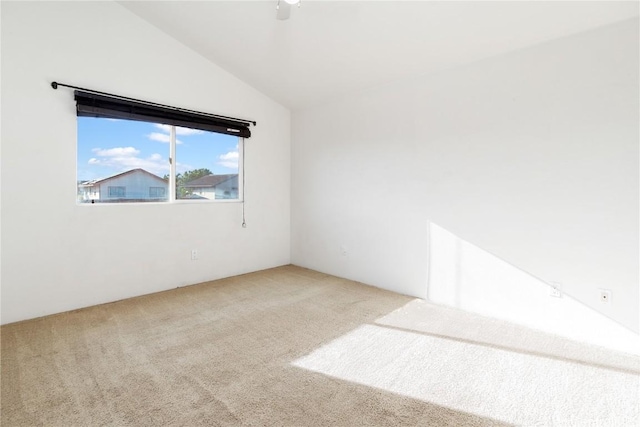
left=51, top=81, right=257, bottom=126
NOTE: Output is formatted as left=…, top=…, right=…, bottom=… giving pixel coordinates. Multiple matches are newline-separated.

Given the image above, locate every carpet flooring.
left=1, top=265, right=638, bottom=426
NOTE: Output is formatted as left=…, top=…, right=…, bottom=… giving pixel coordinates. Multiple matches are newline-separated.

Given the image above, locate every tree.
left=177, top=168, right=212, bottom=198
left=179, top=168, right=212, bottom=184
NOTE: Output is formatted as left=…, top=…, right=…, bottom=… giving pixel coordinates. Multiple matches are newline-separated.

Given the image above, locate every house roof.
left=79, top=168, right=167, bottom=187
left=182, top=174, right=236, bottom=188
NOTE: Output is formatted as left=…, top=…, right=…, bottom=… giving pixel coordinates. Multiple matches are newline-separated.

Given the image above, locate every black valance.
left=74, top=90, right=252, bottom=138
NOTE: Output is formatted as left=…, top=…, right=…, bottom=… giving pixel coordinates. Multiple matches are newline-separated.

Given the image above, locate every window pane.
left=108, top=186, right=126, bottom=198
left=77, top=117, right=170, bottom=203
left=176, top=130, right=240, bottom=200
left=149, top=187, right=166, bottom=198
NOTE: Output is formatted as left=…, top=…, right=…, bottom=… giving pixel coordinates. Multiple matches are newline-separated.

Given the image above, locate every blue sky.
left=77, top=117, right=239, bottom=181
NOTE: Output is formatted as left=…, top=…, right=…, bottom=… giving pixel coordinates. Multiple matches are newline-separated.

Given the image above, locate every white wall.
left=292, top=19, right=639, bottom=334
left=1, top=1, right=291, bottom=324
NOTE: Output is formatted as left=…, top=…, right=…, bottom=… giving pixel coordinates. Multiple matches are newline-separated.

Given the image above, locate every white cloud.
left=217, top=150, right=239, bottom=169
left=147, top=132, right=183, bottom=144
left=153, top=123, right=203, bottom=136
left=219, top=151, right=239, bottom=161
left=154, top=124, right=171, bottom=133
left=147, top=132, right=171, bottom=143
left=92, top=147, right=140, bottom=157
left=177, top=127, right=203, bottom=136
left=89, top=146, right=169, bottom=176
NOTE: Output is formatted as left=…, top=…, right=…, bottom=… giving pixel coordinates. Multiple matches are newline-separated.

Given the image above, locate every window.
left=149, top=187, right=166, bottom=198
left=73, top=89, right=251, bottom=204
left=77, top=118, right=241, bottom=203
left=108, top=186, right=126, bottom=198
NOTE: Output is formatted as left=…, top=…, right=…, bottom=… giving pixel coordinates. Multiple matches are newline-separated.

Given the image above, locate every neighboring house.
left=78, top=168, right=168, bottom=202
left=181, top=174, right=239, bottom=200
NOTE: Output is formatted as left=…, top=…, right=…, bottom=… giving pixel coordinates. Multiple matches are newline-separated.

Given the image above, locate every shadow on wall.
left=426, top=222, right=640, bottom=355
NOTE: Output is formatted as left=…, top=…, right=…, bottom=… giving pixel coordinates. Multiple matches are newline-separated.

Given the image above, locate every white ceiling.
left=120, top=1, right=639, bottom=110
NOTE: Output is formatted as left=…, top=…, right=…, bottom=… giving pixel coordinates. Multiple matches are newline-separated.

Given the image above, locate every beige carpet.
left=1, top=265, right=638, bottom=426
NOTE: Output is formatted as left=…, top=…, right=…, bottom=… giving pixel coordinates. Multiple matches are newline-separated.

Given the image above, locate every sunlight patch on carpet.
left=292, top=324, right=639, bottom=426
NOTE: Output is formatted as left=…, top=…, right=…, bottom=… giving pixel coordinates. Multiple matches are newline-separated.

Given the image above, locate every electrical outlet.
left=599, top=289, right=611, bottom=304
left=549, top=282, right=562, bottom=298
left=191, top=249, right=198, bottom=261
left=340, top=245, right=348, bottom=256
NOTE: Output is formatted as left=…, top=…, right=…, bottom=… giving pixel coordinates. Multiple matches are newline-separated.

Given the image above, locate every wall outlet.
left=549, top=282, right=562, bottom=298
left=340, top=245, right=348, bottom=256
left=191, top=249, right=198, bottom=261
left=599, top=289, right=611, bottom=304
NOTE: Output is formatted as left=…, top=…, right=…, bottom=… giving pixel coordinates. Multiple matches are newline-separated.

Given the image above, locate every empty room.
left=1, top=1, right=638, bottom=426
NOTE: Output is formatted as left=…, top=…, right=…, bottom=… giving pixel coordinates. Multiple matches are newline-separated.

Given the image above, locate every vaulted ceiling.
left=120, top=1, right=639, bottom=110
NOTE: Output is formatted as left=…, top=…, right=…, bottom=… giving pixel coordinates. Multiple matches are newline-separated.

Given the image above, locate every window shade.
left=75, top=90, right=252, bottom=138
